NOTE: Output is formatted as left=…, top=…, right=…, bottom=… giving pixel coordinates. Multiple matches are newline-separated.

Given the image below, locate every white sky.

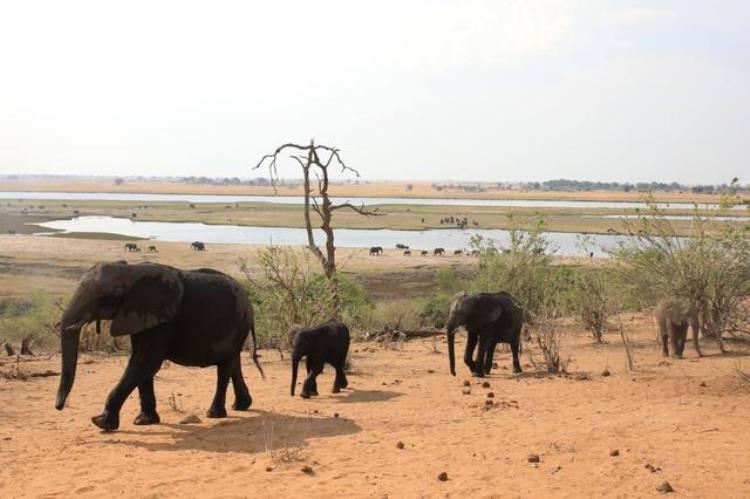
left=0, top=0, right=748, bottom=183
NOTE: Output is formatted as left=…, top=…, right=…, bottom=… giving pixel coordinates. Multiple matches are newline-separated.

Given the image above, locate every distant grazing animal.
left=454, top=249, right=463, bottom=256
left=290, top=320, right=350, bottom=398
left=369, top=246, right=383, bottom=256
left=7, top=230, right=16, bottom=236
left=124, top=243, right=139, bottom=252
left=191, top=241, right=206, bottom=251
left=655, top=298, right=703, bottom=358
left=470, top=250, right=480, bottom=257
left=395, top=243, right=409, bottom=249
left=148, top=245, right=158, bottom=253
left=421, top=250, right=429, bottom=256
left=54, top=261, right=264, bottom=431
left=433, top=247, right=445, bottom=256
left=404, top=250, right=411, bottom=256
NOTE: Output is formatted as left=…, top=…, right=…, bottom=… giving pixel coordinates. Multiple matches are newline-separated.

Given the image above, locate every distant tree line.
left=430, top=179, right=749, bottom=195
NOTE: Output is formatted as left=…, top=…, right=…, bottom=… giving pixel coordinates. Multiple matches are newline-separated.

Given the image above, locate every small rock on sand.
left=527, top=454, right=540, bottom=463
left=656, top=481, right=674, bottom=493
left=179, top=413, right=201, bottom=424
left=437, top=472, right=448, bottom=482
left=301, top=465, right=315, bottom=475
left=396, top=441, right=405, bottom=450
left=610, top=449, right=620, bottom=457
left=602, top=369, right=611, bottom=377
left=486, top=391, right=494, bottom=398
left=481, top=381, right=491, bottom=388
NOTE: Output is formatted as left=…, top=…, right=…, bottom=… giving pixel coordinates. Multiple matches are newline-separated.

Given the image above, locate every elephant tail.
left=249, top=322, right=266, bottom=380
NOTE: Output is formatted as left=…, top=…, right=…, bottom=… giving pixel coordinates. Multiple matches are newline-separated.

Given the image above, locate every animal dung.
left=527, top=454, right=540, bottom=464
left=481, top=381, right=491, bottom=388
left=610, top=449, right=620, bottom=457
left=179, top=413, right=202, bottom=424
left=484, top=399, right=494, bottom=407
left=301, top=465, right=315, bottom=475
left=462, top=380, right=471, bottom=387
left=333, top=412, right=340, bottom=418
left=437, top=472, right=448, bottom=482
left=396, top=441, right=405, bottom=450
left=486, top=391, right=494, bottom=398
left=602, top=369, right=611, bottom=377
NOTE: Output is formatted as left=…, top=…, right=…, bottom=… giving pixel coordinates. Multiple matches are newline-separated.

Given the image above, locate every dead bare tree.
left=254, top=140, right=380, bottom=315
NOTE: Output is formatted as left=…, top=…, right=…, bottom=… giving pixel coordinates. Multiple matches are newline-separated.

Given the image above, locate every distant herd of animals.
left=370, top=244, right=478, bottom=257
left=123, top=241, right=206, bottom=253
left=50, top=257, right=707, bottom=432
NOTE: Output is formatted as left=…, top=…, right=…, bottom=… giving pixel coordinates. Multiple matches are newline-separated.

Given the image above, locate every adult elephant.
left=191, top=241, right=206, bottom=251
left=369, top=246, right=383, bottom=256
left=446, top=291, right=523, bottom=377
left=54, top=261, right=264, bottom=431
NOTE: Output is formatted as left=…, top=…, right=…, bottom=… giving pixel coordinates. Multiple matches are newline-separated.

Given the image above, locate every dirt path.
left=1, top=319, right=749, bottom=498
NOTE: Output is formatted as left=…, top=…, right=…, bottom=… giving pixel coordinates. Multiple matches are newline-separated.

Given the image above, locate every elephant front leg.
left=483, top=339, right=498, bottom=375
left=92, top=335, right=166, bottom=431
left=301, top=361, right=323, bottom=399
left=660, top=332, right=669, bottom=357
left=207, top=359, right=233, bottom=418
left=472, top=334, right=491, bottom=378
left=463, top=331, right=478, bottom=372
left=230, top=354, right=252, bottom=411
left=133, top=376, right=161, bottom=425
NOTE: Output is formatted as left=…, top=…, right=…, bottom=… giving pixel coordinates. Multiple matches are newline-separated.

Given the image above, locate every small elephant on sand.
left=290, top=320, right=350, bottom=398
left=655, top=297, right=703, bottom=358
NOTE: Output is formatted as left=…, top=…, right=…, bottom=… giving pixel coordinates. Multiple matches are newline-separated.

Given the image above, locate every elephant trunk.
left=55, top=321, right=82, bottom=410
left=290, top=349, right=302, bottom=396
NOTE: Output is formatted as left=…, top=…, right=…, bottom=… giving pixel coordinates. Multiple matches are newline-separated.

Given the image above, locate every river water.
left=35, top=216, right=629, bottom=256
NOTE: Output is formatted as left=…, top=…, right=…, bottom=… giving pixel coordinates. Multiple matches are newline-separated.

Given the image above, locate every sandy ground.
left=1, top=318, right=749, bottom=498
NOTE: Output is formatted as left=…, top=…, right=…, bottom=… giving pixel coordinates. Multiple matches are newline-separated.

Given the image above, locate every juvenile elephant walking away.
left=655, top=297, right=703, bottom=358
left=290, top=320, right=350, bottom=398
left=54, top=261, right=264, bottom=431
left=446, top=291, right=523, bottom=377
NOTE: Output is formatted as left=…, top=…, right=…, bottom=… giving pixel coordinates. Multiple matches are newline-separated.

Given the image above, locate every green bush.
left=0, top=291, right=61, bottom=351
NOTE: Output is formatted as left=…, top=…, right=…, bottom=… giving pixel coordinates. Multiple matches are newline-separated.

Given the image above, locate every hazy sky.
left=0, top=1, right=748, bottom=183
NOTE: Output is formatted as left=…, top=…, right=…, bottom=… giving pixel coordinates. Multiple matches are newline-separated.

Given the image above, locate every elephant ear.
left=466, top=294, right=503, bottom=330
left=110, top=265, right=184, bottom=336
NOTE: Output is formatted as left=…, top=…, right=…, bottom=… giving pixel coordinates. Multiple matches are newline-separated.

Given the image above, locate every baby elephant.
left=290, top=320, right=350, bottom=398
left=655, top=297, right=703, bottom=358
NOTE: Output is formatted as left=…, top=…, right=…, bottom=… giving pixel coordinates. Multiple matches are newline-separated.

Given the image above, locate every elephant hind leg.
left=510, top=337, right=522, bottom=374
left=463, top=332, right=478, bottom=372
left=472, top=333, right=491, bottom=378
left=231, top=354, right=252, bottom=411
left=483, top=339, right=498, bottom=375
left=302, top=360, right=323, bottom=398
left=668, top=322, right=681, bottom=358
left=333, top=362, right=348, bottom=393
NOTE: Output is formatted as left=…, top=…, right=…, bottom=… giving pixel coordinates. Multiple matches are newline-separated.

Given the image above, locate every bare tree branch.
left=330, top=202, right=382, bottom=216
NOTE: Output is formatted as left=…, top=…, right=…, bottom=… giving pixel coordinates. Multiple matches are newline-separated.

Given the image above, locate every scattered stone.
left=265, top=466, right=273, bottom=472
left=486, top=391, right=495, bottom=398
left=485, top=399, right=494, bottom=407
left=179, top=413, right=201, bottom=424
left=481, top=381, right=491, bottom=388
left=396, top=441, right=405, bottom=450
left=301, top=465, right=315, bottom=475
left=610, top=449, right=620, bottom=457
left=333, top=413, right=340, bottom=418
left=313, top=409, right=319, bottom=414
left=602, top=369, right=611, bottom=377
left=3, top=436, right=11, bottom=441
left=527, top=454, right=540, bottom=464
left=551, top=465, right=562, bottom=474
left=462, top=387, right=471, bottom=395
left=437, top=472, right=448, bottom=482
left=645, top=463, right=661, bottom=473
left=656, top=481, right=674, bottom=493
left=462, top=380, right=471, bottom=387
left=700, top=382, right=707, bottom=388
left=427, top=369, right=435, bottom=374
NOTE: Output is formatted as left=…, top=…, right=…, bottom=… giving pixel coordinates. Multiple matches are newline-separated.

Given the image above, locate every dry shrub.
left=736, top=361, right=750, bottom=389
left=261, top=412, right=304, bottom=466
left=533, top=320, right=568, bottom=374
